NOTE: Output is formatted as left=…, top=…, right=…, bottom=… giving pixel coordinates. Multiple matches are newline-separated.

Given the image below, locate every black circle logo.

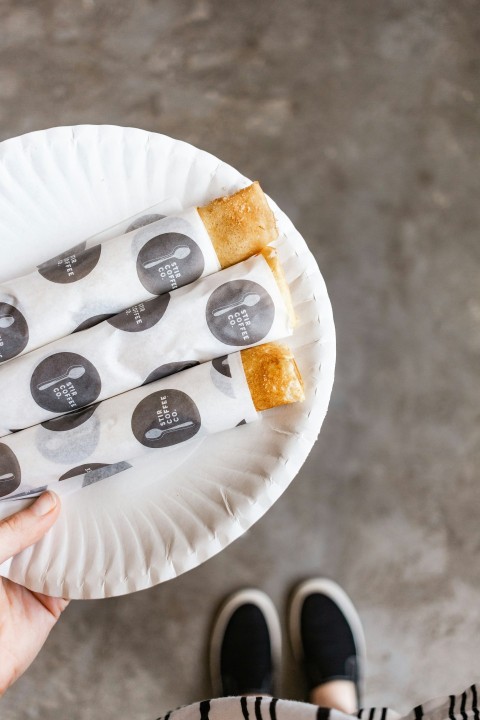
left=36, top=415, right=100, bottom=464
left=131, top=389, right=201, bottom=448
left=205, top=280, right=275, bottom=346
left=38, top=406, right=100, bottom=464
left=31, top=352, right=102, bottom=413
left=59, top=463, right=108, bottom=482
left=0, top=302, right=29, bottom=362
left=59, top=461, right=132, bottom=486
left=73, top=314, right=114, bottom=333
left=0, top=443, right=21, bottom=497
left=212, top=355, right=231, bottom=378
left=41, top=403, right=99, bottom=432
left=210, top=355, right=235, bottom=398
left=38, top=244, right=101, bottom=284
left=126, top=213, right=165, bottom=233
left=108, top=294, right=170, bottom=333
left=136, top=232, right=204, bottom=294
left=38, top=241, right=86, bottom=267
left=143, top=360, right=199, bottom=386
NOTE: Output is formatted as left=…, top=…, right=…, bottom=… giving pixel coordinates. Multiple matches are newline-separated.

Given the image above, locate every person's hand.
left=0, top=491, right=68, bottom=697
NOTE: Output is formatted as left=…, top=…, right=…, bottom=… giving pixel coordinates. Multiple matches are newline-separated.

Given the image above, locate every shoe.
left=288, top=578, right=366, bottom=706
left=209, top=588, right=282, bottom=697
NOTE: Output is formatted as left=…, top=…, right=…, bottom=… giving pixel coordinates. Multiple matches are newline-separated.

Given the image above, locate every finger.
left=33, top=592, right=70, bottom=619
left=0, top=492, right=60, bottom=565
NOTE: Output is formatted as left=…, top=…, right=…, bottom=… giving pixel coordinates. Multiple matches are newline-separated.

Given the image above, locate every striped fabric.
left=156, top=685, right=480, bottom=720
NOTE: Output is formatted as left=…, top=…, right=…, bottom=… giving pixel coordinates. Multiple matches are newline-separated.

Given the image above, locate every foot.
left=209, top=588, right=281, bottom=697
left=288, top=578, right=366, bottom=709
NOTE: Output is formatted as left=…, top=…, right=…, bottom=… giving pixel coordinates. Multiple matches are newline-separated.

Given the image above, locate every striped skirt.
left=157, top=684, right=479, bottom=720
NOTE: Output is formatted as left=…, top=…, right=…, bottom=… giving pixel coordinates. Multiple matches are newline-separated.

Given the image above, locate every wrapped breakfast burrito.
left=0, top=182, right=277, bottom=361
left=0, top=248, right=295, bottom=436
left=0, top=343, right=304, bottom=500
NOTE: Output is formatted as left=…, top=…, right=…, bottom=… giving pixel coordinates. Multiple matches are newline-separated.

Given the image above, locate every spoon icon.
left=212, top=293, right=261, bottom=317
left=144, top=420, right=194, bottom=440
left=37, top=365, right=86, bottom=391
left=0, top=473, right=14, bottom=482
left=143, top=246, right=191, bottom=270
left=0, top=315, right=14, bottom=329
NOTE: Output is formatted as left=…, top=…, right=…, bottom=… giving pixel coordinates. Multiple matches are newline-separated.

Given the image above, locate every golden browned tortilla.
left=241, top=342, right=305, bottom=412
left=260, top=246, right=296, bottom=328
left=198, top=181, right=278, bottom=268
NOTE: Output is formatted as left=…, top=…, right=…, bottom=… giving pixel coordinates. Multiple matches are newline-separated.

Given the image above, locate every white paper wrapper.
left=85, top=197, right=181, bottom=245
left=0, top=252, right=291, bottom=435
left=0, top=206, right=220, bottom=361
left=0, top=351, right=257, bottom=500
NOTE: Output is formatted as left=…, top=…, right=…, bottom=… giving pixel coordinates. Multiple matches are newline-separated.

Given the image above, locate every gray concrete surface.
left=2, top=1, right=480, bottom=718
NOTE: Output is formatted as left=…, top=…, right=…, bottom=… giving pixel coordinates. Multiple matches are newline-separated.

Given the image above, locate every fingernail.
left=32, top=491, right=57, bottom=517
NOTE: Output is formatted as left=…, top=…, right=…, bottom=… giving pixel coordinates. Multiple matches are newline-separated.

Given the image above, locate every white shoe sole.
left=288, top=578, right=367, bottom=702
left=210, top=588, right=282, bottom=697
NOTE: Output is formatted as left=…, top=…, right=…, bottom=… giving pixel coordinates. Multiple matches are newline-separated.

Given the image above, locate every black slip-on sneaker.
left=289, top=578, right=366, bottom=707
left=210, top=588, right=282, bottom=697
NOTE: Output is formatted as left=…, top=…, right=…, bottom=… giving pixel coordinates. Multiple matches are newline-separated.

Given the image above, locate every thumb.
left=0, top=492, right=60, bottom=565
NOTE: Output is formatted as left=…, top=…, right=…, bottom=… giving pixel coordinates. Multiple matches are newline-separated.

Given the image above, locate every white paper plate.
left=0, top=126, right=335, bottom=599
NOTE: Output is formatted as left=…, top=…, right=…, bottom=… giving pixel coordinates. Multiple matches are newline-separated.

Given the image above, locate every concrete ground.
left=2, top=1, right=480, bottom=718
